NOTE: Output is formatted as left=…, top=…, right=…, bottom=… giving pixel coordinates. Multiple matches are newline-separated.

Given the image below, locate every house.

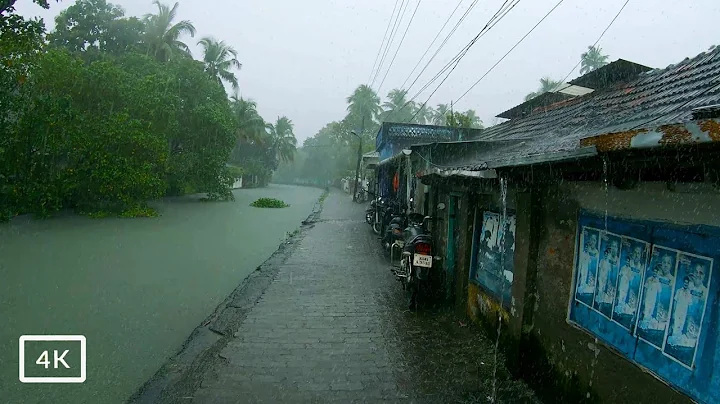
left=381, top=47, right=720, bottom=403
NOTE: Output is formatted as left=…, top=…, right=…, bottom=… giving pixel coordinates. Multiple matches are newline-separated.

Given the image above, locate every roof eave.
left=580, top=118, right=720, bottom=152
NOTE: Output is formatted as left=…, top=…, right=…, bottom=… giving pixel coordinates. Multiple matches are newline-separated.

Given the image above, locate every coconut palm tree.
left=143, top=0, right=195, bottom=62
left=381, top=88, right=414, bottom=123
left=267, top=116, right=297, bottom=165
left=432, top=103, right=450, bottom=125
left=462, top=109, right=483, bottom=129
left=580, top=45, right=609, bottom=75
left=230, top=92, right=265, bottom=144
left=345, top=84, right=381, bottom=132
left=412, top=103, right=434, bottom=125
left=524, top=77, right=563, bottom=101
left=198, top=36, right=241, bottom=90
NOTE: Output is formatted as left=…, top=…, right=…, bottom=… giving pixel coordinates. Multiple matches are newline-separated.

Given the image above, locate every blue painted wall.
left=569, top=210, right=720, bottom=403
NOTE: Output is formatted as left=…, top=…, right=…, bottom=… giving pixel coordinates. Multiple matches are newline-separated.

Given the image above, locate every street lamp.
left=350, top=130, right=362, bottom=203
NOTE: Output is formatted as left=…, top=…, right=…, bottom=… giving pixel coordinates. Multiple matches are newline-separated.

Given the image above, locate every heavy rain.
left=1, top=0, right=719, bottom=403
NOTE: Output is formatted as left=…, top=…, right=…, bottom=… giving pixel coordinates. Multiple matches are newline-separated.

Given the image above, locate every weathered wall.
left=526, top=180, right=720, bottom=403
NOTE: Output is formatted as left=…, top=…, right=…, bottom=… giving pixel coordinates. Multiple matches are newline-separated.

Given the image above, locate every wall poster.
left=470, top=211, right=516, bottom=306
left=569, top=210, right=719, bottom=403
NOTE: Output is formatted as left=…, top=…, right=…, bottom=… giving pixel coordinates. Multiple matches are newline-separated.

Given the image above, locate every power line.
left=556, top=0, right=631, bottom=87
left=377, top=0, right=424, bottom=95
left=401, top=0, right=522, bottom=123
left=401, top=0, right=480, bottom=96
left=455, top=0, right=566, bottom=105
left=367, top=0, right=401, bottom=85
left=398, top=0, right=465, bottom=90
left=371, top=0, right=410, bottom=89
left=408, top=0, right=518, bottom=106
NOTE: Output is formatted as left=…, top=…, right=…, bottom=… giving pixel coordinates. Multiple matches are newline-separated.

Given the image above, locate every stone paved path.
left=190, top=190, right=538, bottom=404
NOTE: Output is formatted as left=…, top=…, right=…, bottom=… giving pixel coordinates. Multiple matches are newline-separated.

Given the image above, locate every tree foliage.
left=580, top=45, right=609, bottom=75
left=1, top=0, right=290, bottom=220
left=524, top=76, right=563, bottom=101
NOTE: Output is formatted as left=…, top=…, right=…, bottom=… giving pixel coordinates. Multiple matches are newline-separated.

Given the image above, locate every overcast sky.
left=17, top=0, right=719, bottom=142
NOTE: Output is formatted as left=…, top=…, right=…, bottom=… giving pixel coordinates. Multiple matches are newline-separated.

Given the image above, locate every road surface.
left=0, top=184, right=322, bottom=404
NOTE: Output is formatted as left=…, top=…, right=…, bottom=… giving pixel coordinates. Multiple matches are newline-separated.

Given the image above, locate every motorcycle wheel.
left=408, top=281, right=418, bottom=311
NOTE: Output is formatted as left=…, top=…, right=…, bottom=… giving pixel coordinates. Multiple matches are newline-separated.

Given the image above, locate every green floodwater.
left=0, top=184, right=322, bottom=404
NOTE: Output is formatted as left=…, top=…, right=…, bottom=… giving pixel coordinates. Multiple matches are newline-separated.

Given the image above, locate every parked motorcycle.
left=392, top=213, right=438, bottom=310
left=365, top=195, right=380, bottom=226
left=379, top=200, right=405, bottom=252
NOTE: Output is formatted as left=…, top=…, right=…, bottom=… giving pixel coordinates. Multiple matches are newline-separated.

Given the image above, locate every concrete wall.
left=523, top=180, right=720, bottom=403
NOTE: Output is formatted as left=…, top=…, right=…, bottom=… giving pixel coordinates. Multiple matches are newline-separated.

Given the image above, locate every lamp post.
left=350, top=129, right=362, bottom=203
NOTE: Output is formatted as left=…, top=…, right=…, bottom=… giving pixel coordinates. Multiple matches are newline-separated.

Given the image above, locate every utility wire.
left=401, top=0, right=480, bottom=96
left=377, top=0, right=424, bottom=95
left=401, top=0, right=521, bottom=122
left=556, top=0, right=631, bottom=88
left=408, top=0, right=517, bottom=105
left=454, top=0, right=566, bottom=105
left=367, top=0, right=401, bottom=85
left=371, top=0, right=410, bottom=89
left=398, top=0, right=465, bottom=90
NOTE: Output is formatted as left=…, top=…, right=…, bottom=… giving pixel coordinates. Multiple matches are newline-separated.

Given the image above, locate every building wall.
left=526, top=180, right=720, bottom=403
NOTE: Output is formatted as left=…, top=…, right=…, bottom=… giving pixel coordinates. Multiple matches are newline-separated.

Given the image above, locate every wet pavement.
left=168, top=190, right=539, bottom=403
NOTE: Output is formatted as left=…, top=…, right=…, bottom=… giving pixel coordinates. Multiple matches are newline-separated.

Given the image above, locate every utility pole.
left=352, top=115, right=365, bottom=203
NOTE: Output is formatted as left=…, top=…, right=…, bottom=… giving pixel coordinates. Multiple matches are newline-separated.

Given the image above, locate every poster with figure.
left=472, top=211, right=516, bottom=306
left=636, top=246, right=678, bottom=348
left=593, top=232, right=622, bottom=318
left=575, top=227, right=601, bottom=307
left=612, top=237, right=649, bottom=332
left=663, top=253, right=713, bottom=368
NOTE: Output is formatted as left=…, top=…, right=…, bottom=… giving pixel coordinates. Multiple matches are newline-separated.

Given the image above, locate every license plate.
left=395, top=240, right=404, bottom=247
left=413, top=254, right=432, bottom=268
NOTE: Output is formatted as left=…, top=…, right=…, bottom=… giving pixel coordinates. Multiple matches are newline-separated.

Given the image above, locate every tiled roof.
left=467, top=47, right=720, bottom=166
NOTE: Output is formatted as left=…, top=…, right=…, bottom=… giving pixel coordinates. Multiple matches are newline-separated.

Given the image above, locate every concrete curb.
left=126, top=190, right=329, bottom=404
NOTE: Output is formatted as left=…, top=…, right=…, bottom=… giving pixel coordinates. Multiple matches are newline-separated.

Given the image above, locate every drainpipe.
left=402, top=149, right=412, bottom=214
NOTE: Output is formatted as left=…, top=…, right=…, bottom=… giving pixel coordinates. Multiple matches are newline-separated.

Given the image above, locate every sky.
left=16, top=0, right=719, bottom=143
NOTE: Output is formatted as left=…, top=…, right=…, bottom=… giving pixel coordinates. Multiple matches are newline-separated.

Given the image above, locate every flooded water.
left=0, top=185, right=321, bottom=404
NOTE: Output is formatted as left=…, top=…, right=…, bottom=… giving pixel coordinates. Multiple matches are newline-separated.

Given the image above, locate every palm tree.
left=525, top=77, right=563, bottom=101
left=198, top=37, right=241, bottom=90
left=580, top=45, right=609, bottom=75
left=230, top=92, right=265, bottom=144
left=382, top=88, right=414, bottom=123
left=432, top=103, right=450, bottom=125
left=412, top=103, right=434, bottom=125
left=143, top=1, right=195, bottom=62
left=462, top=109, right=483, bottom=129
left=345, top=84, right=381, bottom=132
left=267, top=116, right=297, bottom=165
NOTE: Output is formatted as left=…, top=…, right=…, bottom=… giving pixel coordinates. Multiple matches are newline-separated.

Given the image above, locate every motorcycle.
left=379, top=200, right=405, bottom=252
left=365, top=195, right=380, bottom=226
left=392, top=213, right=438, bottom=310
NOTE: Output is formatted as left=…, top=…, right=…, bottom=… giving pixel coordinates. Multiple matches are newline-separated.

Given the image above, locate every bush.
left=250, top=198, right=289, bottom=208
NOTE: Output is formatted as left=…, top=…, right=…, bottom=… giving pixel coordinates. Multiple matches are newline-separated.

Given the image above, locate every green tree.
left=143, top=0, right=195, bottom=62
left=49, top=0, right=146, bottom=56
left=580, top=45, right=609, bottom=75
left=381, top=88, right=415, bottom=123
left=266, top=116, right=297, bottom=165
left=345, top=84, right=381, bottom=133
left=432, top=103, right=450, bottom=125
left=198, top=36, right=241, bottom=90
left=230, top=94, right=265, bottom=143
left=524, top=77, right=562, bottom=101
left=1, top=0, right=56, bottom=14
left=462, top=109, right=483, bottom=129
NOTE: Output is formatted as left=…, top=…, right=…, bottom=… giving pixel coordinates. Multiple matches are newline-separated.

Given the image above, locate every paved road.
left=180, top=190, right=538, bottom=403
left=0, top=185, right=322, bottom=404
